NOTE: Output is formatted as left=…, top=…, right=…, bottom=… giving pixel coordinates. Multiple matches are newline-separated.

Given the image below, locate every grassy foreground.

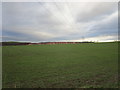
left=2, top=42, right=118, bottom=88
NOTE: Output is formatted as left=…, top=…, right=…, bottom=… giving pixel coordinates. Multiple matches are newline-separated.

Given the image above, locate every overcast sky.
left=2, top=2, right=118, bottom=42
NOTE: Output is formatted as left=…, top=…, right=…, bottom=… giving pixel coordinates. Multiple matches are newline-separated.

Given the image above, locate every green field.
left=2, top=42, right=118, bottom=88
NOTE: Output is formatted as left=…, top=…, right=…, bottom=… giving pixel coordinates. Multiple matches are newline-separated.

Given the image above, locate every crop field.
left=2, top=42, right=118, bottom=88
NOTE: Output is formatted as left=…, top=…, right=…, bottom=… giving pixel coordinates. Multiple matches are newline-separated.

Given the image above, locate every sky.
left=2, top=2, right=118, bottom=42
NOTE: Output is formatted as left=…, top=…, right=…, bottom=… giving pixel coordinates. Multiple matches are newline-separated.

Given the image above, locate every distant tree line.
left=1, top=42, right=30, bottom=46
left=1, top=41, right=95, bottom=46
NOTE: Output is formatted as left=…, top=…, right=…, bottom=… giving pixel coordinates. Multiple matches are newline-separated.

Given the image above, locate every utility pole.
left=82, top=36, right=85, bottom=42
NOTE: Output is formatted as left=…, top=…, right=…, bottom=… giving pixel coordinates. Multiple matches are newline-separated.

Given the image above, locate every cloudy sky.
left=2, top=2, right=118, bottom=42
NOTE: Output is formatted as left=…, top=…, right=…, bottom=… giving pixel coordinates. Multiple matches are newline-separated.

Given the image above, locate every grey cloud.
left=2, top=2, right=118, bottom=42
left=76, top=2, right=117, bottom=23
left=87, top=11, right=118, bottom=37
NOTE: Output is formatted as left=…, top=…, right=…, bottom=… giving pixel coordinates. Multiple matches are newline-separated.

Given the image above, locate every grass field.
left=2, top=42, right=118, bottom=88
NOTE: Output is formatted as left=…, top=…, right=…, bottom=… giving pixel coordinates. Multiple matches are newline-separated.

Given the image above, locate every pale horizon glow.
left=2, top=0, right=119, bottom=2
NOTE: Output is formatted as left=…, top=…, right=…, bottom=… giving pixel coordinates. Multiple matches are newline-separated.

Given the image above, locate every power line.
left=64, top=1, right=77, bottom=29
left=65, top=1, right=86, bottom=41
left=55, top=2, right=69, bottom=23
left=36, top=0, right=82, bottom=41
left=37, top=0, right=68, bottom=25
left=54, top=1, right=79, bottom=35
left=37, top=0, right=75, bottom=30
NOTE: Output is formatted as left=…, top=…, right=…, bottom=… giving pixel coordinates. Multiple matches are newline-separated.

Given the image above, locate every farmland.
left=2, top=42, right=118, bottom=88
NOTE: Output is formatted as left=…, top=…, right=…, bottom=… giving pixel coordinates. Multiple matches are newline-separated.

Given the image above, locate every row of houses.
left=2, top=41, right=94, bottom=46
left=28, top=42, right=81, bottom=45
